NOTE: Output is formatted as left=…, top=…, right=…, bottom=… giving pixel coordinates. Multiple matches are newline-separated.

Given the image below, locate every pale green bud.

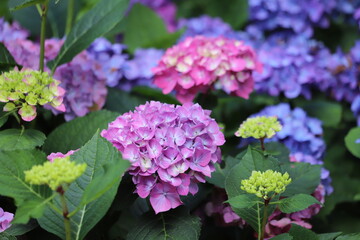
left=235, top=116, right=282, bottom=139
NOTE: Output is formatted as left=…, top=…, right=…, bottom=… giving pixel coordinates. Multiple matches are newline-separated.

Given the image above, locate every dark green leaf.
left=81, top=158, right=130, bottom=205
left=277, top=194, right=321, bottom=214
left=300, top=100, right=342, bottom=127
left=345, top=127, right=360, bottom=158
left=336, top=233, right=360, bottom=240
left=127, top=207, right=201, bottom=240
left=0, top=129, right=46, bottom=151
left=288, top=224, right=319, bottom=240
left=39, top=132, right=125, bottom=240
left=0, top=232, right=17, bottom=240
left=8, top=0, right=44, bottom=11
left=271, top=233, right=293, bottom=240
left=207, top=155, right=240, bottom=188
left=317, top=232, right=342, bottom=240
left=123, top=4, right=183, bottom=53
left=47, top=0, right=129, bottom=72
left=0, top=111, right=9, bottom=128
left=105, top=88, right=146, bottom=114
left=0, top=43, right=20, bottom=73
left=5, top=220, right=38, bottom=236
left=131, top=86, right=179, bottom=105
left=263, top=142, right=290, bottom=163
left=13, top=197, right=53, bottom=224
left=43, top=110, right=119, bottom=154
left=282, top=162, right=321, bottom=197
left=226, top=194, right=259, bottom=209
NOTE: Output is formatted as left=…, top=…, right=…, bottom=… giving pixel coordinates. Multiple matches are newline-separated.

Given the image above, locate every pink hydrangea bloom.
left=0, top=207, right=14, bottom=232
left=47, top=149, right=78, bottom=162
left=153, top=36, right=262, bottom=103
left=101, top=101, right=225, bottom=214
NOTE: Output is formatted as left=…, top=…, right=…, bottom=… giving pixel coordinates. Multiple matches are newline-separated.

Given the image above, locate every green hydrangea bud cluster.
left=0, top=68, right=65, bottom=121
left=241, top=170, right=292, bottom=200
left=235, top=116, right=282, bottom=139
left=24, top=156, right=87, bottom=190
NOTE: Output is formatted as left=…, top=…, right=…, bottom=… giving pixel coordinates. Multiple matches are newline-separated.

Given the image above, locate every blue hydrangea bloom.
left=0, top=18, right=28, bottom=42
left=253, top=103, right=333, bottom=195
left=253, top=33, right=333, bottom=99
left=248, top=0, right=336, bottom=37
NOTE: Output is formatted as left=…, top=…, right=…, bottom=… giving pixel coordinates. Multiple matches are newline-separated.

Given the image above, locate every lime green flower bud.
left=24, top=156, right=87, bottom=191
left=3, top=102, right=16, bottom=112
left=241, top=170, right=291, bottom=200
left=235, top=116, right=282, bottom=139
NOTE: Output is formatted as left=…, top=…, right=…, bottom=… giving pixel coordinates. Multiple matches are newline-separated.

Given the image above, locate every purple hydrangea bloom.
left=0, top=18, right=28, bottom=42
left=253, top=103, right=333, bottom=195
left=87, top=38, right=128, bottom=88
left=0, top=207, right=13, bottom=232
left=352, top=95, right=360, bottom=125
left=248, top=0, right=336, bottom=37
left=123, top=48, right=164, bottom=89
left=334, top=0, right=360, bottom=15
left=101, top=101, right=225, bottom=214
left=130, top=0, right=177, bottom=32
left=253, top=33, right=333, bottom=99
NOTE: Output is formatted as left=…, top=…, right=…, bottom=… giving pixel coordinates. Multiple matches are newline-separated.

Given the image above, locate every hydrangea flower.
left=0, top=208, right=13, bottom=233
left=47, top=149, right=78, bottom=162
left=153, top=36, right=262, bottom=103
left=130, top=0, right=177, bottom=31
left=253, top=33, right=334, bottom=99
left=25, top=156, right=87, bottom=190
left=101, top=101, right=225, bottom=214
left=123, top=48, right=164, bottom=89
left=235, top=116, right=282, bottom=139
left=0, top=18, right=28, bottom=42
left=0, top=69, right=65, bottom=121
left=241, top=170, right=291, bottom=199
left=248, top=0, right=336, bottom=37
left=5, top=37, right=108, bottom=121
left=252, top=103, right=333, bottom=195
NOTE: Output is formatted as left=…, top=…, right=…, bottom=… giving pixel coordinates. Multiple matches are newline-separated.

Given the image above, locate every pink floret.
left=0, top=207, right=14, bottom=233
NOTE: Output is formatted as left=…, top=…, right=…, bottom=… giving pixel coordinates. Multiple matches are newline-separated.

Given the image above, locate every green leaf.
left=5, top=220, right=38, bottom=236
left=0, top=129, right=46, bottom=151
left=298, top=100, right=342, bottom=127
left=123, top=4, right=183, bottom=53
left=105, top=87, right=146, bottom=114
left=13, top=196, right=54, bottom=224
left=81, top=158, right=130, bottom=205
left=0, top=111, right=9, bottom=128
left=345, top=127, right=360, bottom=158
left=226, top=194, right=259, bottom=209
left=288, top=224, right=319, bottom=240
left=0, top=43, right=20, bottom=73
left=277, top=194, right=321, bottom=214
left=0, top=150, right=51, bottom=223
left=8, top=0, right=45, bottom=11
left=336, top=233, right=360, bottom=240
left=39, top=132, right=125, bottom=240
left=270, top=233, right=293, bottom=240
left=43, top=110, right=119, bottom=154
left=47, top=0, right=129, bottom=72
left=131, top=86, right=180, bottom=105
left=317, top=232, right=342, bottom=240
left=263, top=142, right=290, bottom=163
left=282, top=162, right=321, bottom=197
left=0, top=232, right=17, bottom=240
left=207, top=155, right=240, bottom=188
left=126, top=207, right=201, bottom=240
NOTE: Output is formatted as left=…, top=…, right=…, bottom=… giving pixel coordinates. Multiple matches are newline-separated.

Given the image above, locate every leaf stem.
left=259, top=199, right=269, bottom=240
left=39, top=0, right=50, bottom=72
left=65, top=0, right=75, bottom=35
left=58, top=186, right=71, bottom=240
left=259, top=137, right=265, bottom=151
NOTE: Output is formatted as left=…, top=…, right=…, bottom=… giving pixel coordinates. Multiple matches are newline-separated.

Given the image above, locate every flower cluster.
left=130, top=0, right=177, bottom=32
left=0, top=207, right=13, bottom=233
left=248, top=0, right=336, bottom=37
left=0, top=18, right=28, bottom=42
left=241, top=170, right=291, bottom=199
left=25, top=156, right=87, bottom=190
left=101, top=101, right=225, bottom=214
left=253, top=33, right=333, bottom=99
left=0, top=69, right=65, bottom=121
left=153, top=36, right=262, bottom=103
left=235, top=116, right=282, bottom=139
left=264, top=184, right=325, bottom=238
left=253, top=103, right=333, bottom=194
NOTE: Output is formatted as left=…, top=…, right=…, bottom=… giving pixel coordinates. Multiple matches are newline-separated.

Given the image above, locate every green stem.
left=260, top=200, right=269, bottom=240
left=59, top=187, right=71, bottom=240
left=65, top=0, right=75, bottom=35
left=39, top=0, right=49, bottom=72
